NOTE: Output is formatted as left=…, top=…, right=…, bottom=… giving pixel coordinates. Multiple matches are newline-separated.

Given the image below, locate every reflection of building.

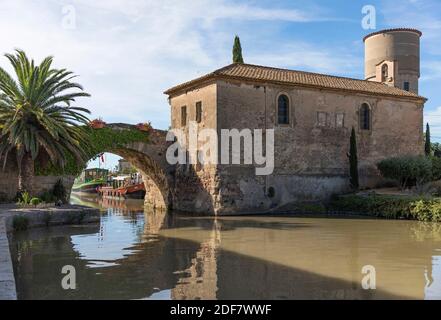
left=77, top=168, right=108, bottom=183
left=171, top=220, right=220, bottom=300
left=13, top=208, right=441, bottom=300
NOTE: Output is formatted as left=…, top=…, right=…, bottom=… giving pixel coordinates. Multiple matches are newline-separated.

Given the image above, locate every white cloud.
left=0, top=0, right=357, bottom=129
left=421, top=61, right=441, bottom=81
left=424, top=106, right=441, bottom=140
left=248, top=42, right=361, bottom=76
left=381, top=0, right=441, bottom=55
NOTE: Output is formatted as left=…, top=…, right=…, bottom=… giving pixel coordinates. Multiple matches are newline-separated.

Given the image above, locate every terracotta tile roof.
left=164, top=63, right=426, bottom=102
left=363, top=28, right=422, bottom=42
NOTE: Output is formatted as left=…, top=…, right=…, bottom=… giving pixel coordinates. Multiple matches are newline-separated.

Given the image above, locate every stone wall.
left=217, top=81, right=423, bottom=211
left=168, top=78, right=424, bottom=214
left=0, top=156, right=75, bottom=202
left=172, top=164, right=218, bottom=214
left=0, top=216, right=16, bottom=300
left=34, top=175, right=76, bottom=199
left=169, top=83, right=221, bottom=214
left=0, top=156, right=18, bottom=202
left=215, top=79, right=423, bottom=213
left=143, top=175, right=166, bottom=209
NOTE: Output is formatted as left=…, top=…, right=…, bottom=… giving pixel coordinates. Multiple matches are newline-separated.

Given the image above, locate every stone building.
left=118, top=159, right=134, bottom=173
left=165, top=28, right=427, bottom=215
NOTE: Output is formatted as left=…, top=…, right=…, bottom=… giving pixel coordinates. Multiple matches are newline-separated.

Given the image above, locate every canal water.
left=9, top=194, right=441, bottom=299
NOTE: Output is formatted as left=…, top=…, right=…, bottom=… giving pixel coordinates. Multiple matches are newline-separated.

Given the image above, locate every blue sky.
left=0, top=0, right=439, bottom=170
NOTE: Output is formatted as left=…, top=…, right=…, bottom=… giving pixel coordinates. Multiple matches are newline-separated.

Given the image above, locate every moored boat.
left=98, top=182, right=146, bottom=199
left=72, top=178, right=106, bottom=193
left=98, top=173, right=145, bottom=199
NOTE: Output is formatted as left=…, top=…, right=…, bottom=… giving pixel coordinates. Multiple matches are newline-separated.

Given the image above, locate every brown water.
left=9, top=194, right=441, bottom=299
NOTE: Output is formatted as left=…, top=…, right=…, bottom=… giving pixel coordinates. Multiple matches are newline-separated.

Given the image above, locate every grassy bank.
left=329, top=194, right=441, bottom=222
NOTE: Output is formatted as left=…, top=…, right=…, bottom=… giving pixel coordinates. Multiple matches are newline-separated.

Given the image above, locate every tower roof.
left=363, top=28, right=422, bottom=42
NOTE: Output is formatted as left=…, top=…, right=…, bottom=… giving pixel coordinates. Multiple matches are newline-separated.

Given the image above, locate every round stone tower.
left=364, top=28, right=422, bottom=94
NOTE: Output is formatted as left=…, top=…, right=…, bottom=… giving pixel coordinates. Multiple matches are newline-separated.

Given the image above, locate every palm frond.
left=0, top=50, right=91, bottom=168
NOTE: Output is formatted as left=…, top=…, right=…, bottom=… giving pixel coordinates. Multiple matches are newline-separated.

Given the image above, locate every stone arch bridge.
left=77, top=123, right=215, bottom=213
left=0, top=123, right=215, bottom=214
left=98, top=123, right=174, bottom=210
left=89, top=123, right=215, bottom=214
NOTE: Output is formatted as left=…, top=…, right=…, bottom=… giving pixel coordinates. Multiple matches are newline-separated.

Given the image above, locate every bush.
left=329, top=194, right=441, bottom=222
left=409, top=200, right=441, bottom=222
left=40, top=191, right=56, bottom=203
left=377, top=155, right=432, bottom=189
left=13, top=216, right=29, bottom=231
left=52, top=179, right=67, bottom=203
left=297, top=203, right=327, bottom=213
left=30, top=197, right=41, bottom=206
left=17, top=191, right=32, bottom=205
left=431, top=156, right=441, bottom=181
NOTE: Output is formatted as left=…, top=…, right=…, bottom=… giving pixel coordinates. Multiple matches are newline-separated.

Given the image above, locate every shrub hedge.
left=431, top=156, right=441, bottom=181
left=377, top=155, right=432, bottom=189
left=329, top=194, right=441, bottom=222
left=34, top=126, right=149, bottom=176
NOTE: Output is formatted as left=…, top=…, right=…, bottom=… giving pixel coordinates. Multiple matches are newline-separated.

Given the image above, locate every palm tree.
left=0, top=49, right=91, bottom=195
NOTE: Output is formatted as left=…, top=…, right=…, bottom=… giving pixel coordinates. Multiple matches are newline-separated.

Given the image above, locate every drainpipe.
left=264, top=86, right=268, bottom=195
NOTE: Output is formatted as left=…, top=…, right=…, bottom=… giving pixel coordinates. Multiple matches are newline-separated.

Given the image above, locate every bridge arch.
left=82, top=123, right=174, bottom=211
left=1, top=122, right=216, bottom=214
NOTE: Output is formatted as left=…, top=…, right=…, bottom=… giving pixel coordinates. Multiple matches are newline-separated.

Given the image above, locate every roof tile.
left=164, top=63, right=426, bottom=101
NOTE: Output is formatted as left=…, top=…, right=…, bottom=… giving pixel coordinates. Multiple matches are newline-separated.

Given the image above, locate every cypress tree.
left=232, top=35, right=244, bottom=64
left=348, top=127, right=359, bottom=189
left=425, top=122, right=431, bottom=156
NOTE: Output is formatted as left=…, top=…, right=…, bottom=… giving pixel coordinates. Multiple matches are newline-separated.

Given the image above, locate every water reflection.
left=9, top=195, right=441, bottom=299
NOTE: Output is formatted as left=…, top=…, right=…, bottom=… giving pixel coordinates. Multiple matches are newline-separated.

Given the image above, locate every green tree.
left=432, top=142, right=441, bottom=158
left=0, top=50, right=91, bottom=195
left=425, top=122, right=431, bottom=156
left=232, top=35, right=244, bottom=64
left=348, top=127, right=359, bottom=189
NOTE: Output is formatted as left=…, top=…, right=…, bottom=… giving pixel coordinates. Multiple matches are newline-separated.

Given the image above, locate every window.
left=181, top=106, right=187, bottom=127
left=336, top=113, right=344, bottom=128
left=277, top=94, right=289, bottom=124
left=196, top=101, right=202, bottom=123
left=317, top=112, right=327, bottom=127
left=381, top=64, right=388, bottom=82
left=404, top=82, right=410, bottom=92
left=360, top=103, right=371, bottom=130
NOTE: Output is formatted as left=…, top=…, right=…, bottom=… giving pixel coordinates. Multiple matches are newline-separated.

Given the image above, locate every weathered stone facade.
left=166, top=65, right=425, bottom=215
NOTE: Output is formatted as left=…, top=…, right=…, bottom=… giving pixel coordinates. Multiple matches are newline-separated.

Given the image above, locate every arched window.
left=277, top=94, right=289, bottom=124
left=360, top=103, right=371, bottom=130
left=381, top=64, right=388, bottom=82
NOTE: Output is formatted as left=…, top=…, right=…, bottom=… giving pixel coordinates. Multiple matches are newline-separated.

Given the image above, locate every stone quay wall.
left=0, top=205, right=100, bottom=300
